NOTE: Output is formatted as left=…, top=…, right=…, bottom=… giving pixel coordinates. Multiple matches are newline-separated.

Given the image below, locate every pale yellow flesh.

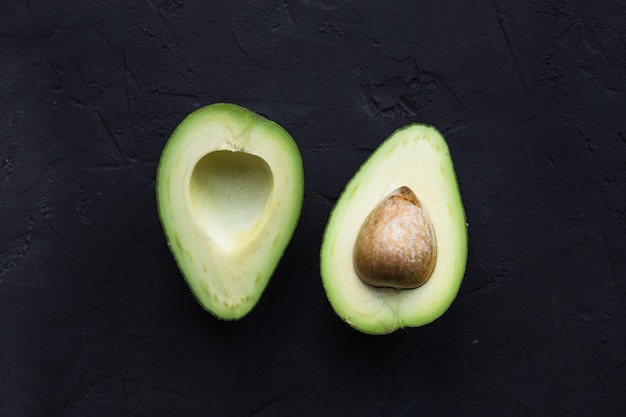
left=157, top=104, right=303, bottom=319
left=190, top=151, right=273, bottom=251
left=320, top=124, right=467, bottom=334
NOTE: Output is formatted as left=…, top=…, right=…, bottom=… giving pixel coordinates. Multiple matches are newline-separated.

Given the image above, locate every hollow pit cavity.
left=190, top=150, right=273, bottom=251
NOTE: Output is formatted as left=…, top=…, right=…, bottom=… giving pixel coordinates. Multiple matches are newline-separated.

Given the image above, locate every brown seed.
left=353, top=186, right=437, bottom=289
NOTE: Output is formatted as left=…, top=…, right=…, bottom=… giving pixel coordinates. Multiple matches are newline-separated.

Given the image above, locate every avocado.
left=320, top=124, right=467, bottom=334
left=156, top=103, right=304, bottom=320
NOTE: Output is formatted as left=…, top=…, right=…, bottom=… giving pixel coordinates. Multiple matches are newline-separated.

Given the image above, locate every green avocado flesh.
left=157, top=103, right=304, bottom=320
left=320, top=124, right=467, bottom=335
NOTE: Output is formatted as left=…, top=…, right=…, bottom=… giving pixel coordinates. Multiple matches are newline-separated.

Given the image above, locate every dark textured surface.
left=2, top=0, right=626, bottom=415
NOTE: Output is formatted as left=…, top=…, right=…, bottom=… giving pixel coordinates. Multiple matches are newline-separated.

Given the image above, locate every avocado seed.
left=353, top=186, right=437, bottom=289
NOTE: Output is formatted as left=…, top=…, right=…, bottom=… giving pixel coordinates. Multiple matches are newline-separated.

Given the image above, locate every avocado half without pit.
left=156, top=103, right=304, bottom=320
left=320, top=124, right=467, bottom=335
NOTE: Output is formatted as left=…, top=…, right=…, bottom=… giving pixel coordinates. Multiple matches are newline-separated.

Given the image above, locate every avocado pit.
left=353, top=186, right=437, bottom=289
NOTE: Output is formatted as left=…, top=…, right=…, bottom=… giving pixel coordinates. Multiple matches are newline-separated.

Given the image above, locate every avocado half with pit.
left=320, top=124, right=467, bottom=334
left=156, top=103, right=304, bottom=320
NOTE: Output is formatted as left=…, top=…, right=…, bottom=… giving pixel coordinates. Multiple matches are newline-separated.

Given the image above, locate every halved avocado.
left=320, top=124, right=467, bottom=334
left=157, top=103, right=304, bottom=320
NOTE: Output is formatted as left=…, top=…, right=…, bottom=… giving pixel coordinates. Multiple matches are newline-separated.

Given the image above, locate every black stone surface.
left=2, top=1, right=626, bottom=415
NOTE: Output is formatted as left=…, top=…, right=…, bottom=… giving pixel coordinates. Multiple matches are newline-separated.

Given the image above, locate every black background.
left=2, top=0, right=626, bottom=416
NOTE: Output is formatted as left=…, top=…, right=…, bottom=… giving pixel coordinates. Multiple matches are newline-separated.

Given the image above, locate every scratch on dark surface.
left=94, top=109, right=128, bottom=162
left=302, top=0, right=349, bottom=11
left=603, top=236, right=625, bottom=297
left=36, top=253, right=55, bottom=276
left=124, top=61, right=144, bottom=94
left=455, top=257, right=516, bottom=307
left=271, top=1, right=293, bottom=32
left=158, top=0, right=186, bottom=18
left=20, top=381, right=37, bottom=408
left=555, top=21, right=576, bottom=43
left=1, top=156, right=15, bottom=181
left=121, top=37, right=139, bottom=153
left=16, top=157, right=65, bottom=196
left=139, top=25, right=172, bottom=52
left=117, top=315, right=131, bottom=416
left=46, top=56, right=66, bottom=79
left=87, top=162, right=135, bottom=172
left=24, top=0, right=33, bottom=21
left=141, top=159, right=159, bottom=171
left=120, top=24, right=145, bottom=94
left=467, top=400, right=518, bottom=415
left=246, top=385, right=309, bottom=417
left=44, top=217, right=63, bottom=241
left=142, top=0, right=157, bottom=16
left=455, top=279, right=502, bottom=307
left=318, top=21, right=365, bottom=47
left=0, top=227, right=33, bottom=279
left=247, top=395, right=282, bottom=417
left=577, top=128, right=595, bottom=156
left=317, top=192, right=338, bottom=204
left=600, top=326, right=626, bottom=362
left=143, top=384, right=209, bottom=407
left=491, top=0, right=530, bottom=95
left=442, top=119, right=473, bottom=136
left=88, top=18, right=116, bottom=51
left=229, top=22, right=266, bottom=69
left=154, top=85, right=210, bottom=99
left=580, top=25, right=600, bottom=56
left=421, top=65, right=470, bottom=116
